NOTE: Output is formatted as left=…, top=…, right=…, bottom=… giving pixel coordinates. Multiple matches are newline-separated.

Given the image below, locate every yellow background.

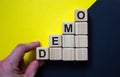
left=0, top=0, right=96, bottom=63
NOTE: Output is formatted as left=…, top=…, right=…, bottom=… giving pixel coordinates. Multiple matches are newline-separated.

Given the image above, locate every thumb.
left=24, top=60, right=44, bottom=77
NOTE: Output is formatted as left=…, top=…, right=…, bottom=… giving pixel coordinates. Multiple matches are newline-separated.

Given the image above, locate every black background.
left=36, top=0, right=120, bottom=77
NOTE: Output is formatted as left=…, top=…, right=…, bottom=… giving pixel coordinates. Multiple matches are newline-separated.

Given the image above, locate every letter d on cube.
left=36, top=47, right=49, bottom=60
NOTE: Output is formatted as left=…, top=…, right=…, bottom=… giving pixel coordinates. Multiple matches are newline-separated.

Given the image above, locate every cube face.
left=49, top=35, right=61, bottom=47
left=62, top=35, right=74, bottom=47
left=75, top=10, right=87, bottom=21
left=50, top=48, right=62, bottom=60
left=63, top=48, right=74, bottom=61
left=62, top=22, right=74, bottom=34
left=36, top=47, right=49, bottom=60
left=75, top=35, right=88, bottom=47
left=75, top=22, right=88, bottom=35
left=75, top=48, right=88, bottom=61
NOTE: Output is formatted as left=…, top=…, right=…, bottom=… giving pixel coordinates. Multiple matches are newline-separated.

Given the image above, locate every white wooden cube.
left=49, top=35, right=61, bottom=47
left=62, top=35, right=74, bottom=47
left=63, top=48, right=74, bottom=61
left=75, top=22, right=88, bottom=35
left=75, top=35, right=88, bottom=47
left=36, top=47, right=49, bottom=60
left=50, top=48, right=62, bottom=60
left=75, top=10, right=88, bottom=21
left=62, top=22, right=74, bottom=34
left=75, top=48, right=88, bottom=61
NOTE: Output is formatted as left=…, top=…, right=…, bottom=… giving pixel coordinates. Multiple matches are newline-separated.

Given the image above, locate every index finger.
left=6, top=41, right=40, bottom=64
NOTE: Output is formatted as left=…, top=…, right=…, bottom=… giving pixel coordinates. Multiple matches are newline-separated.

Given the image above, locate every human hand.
left=0, top=41, right=44, bottom=77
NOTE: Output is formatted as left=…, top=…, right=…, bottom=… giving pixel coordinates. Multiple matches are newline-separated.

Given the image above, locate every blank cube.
left=63, top=48, right=74, bottom=61
left=50, top=48, right=62, bottom=60
left=75, top=22, right=88, bottom=35
left=36, top=47, right=49, bottom=60
left=75, top=10, right=87, bottom=21
left=62, top=35, right=74, bottom=47
left=75, top=35, right=88, bottom=47
left=75, top=48, right=88, bottom=61
left=62, top=22, right=74, bottom=34
left=50, top=35, right=61, bottom=47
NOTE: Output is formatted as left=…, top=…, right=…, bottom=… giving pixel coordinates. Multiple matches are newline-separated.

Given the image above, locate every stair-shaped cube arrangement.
left=36, top=9, right=88, bottom=61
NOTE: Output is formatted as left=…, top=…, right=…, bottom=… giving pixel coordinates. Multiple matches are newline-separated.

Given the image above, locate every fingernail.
left=29, top=41, right=40, bottom=45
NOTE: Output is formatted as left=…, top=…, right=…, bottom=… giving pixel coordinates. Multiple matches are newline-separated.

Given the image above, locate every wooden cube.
left=75, top=35, right=88, bottom=47
left=63, top=48, right=74, bottom=61
left=75, top=10, right=87, bottom=21
left=36, top=47, right=49, bottom=60
left=49, top=35, right=61, bottom=47
left=62, top=22, right=74, bottom=34
left=50, top=48, right=62, bottom=60
left=75, top=48, right=88, bottom=61
left=62, top=35, right=74, bottom=47
left=75, top=22, right=88, bottom=35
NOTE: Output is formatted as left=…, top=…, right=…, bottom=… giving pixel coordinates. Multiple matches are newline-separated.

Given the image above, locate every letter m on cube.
left=62, top=22, right=74, bottom=34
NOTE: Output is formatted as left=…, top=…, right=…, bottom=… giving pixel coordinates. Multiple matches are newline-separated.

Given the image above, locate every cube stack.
left=36, top=9, right=88, bottom=61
